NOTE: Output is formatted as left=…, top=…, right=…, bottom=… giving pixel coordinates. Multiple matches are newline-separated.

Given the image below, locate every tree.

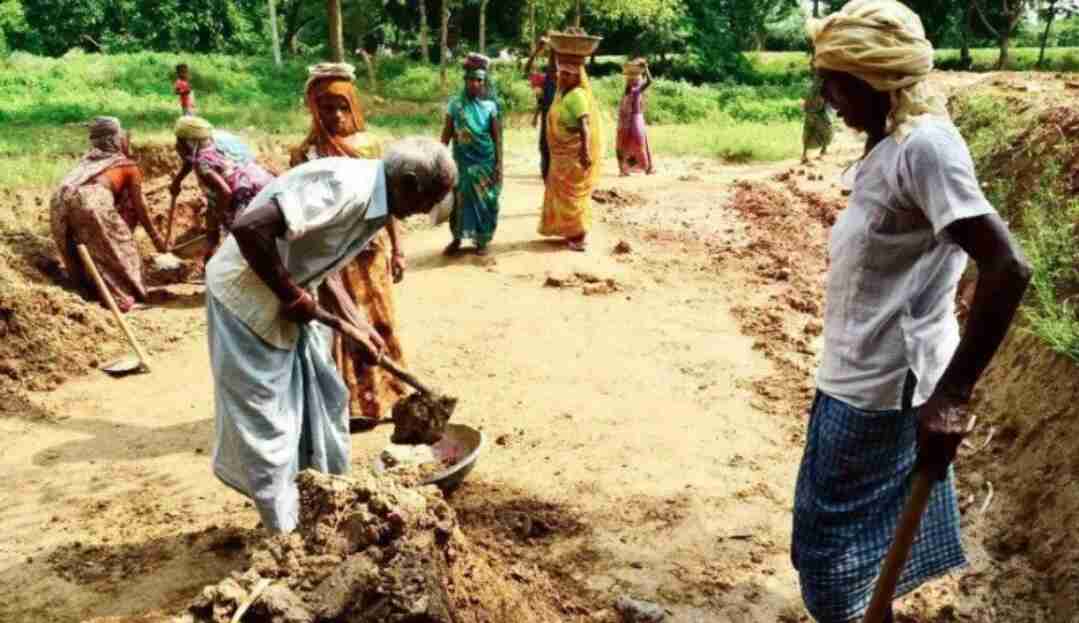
left=720, top=0, right=799, bottom=51
left=278, top=0, right=317, bottom=54
left=478, top=0, right=489, bottom=52
left=327, top=0, right=344, bottom=61
left=269, top=0, right=282, bottom=64
left=440, top=0, right=452, bottom=90
left=683, top=1, right=752, bottom=79
left=971, top=0, right=1030, bottom=69
left=419, top=0, right=429, bottom=61
left=1038, top=0, right=1079, bottom=67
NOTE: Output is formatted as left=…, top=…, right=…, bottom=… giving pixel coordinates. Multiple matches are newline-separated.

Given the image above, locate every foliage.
left=955, top=94, right=1079, bottom=360
left=1060, top=16, right=1079, bottom=45
left=934, top=45, right=1079, bottom=71
left=750, top=47, right=1079, bottom=74
left=18, top=0, right=269, bottom=56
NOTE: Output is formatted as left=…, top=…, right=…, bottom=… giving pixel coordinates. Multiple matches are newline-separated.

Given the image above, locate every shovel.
left=77, top=244, right=152, bottom=376
left=378, top=356, right=436, bottom=396
left=862, top=416, right=976, bottom=623
left=861, top=467, right=934, bottom=623
left=165, top=193, right=178, bottom=249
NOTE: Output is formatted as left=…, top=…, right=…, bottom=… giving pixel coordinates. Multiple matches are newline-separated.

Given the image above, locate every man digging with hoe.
left=205, top=138, right=457, bottom=534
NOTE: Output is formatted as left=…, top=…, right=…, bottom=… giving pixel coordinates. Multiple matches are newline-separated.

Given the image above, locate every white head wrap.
left=807, top=0, right=950, bottom=141
left=305, top=62, right=357, bottom=90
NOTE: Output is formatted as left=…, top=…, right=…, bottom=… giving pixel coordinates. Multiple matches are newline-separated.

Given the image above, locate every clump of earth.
left=391, top=392, right=457, bottom=445
left=166, top=469, right=566, bottom=623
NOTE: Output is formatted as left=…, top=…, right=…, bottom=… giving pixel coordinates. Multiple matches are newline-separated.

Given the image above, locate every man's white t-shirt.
left=817, top=120, right=995, bottom=410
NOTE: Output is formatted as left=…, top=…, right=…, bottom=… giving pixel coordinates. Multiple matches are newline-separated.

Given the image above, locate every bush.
left=955, top=94, right=1079, bottom=360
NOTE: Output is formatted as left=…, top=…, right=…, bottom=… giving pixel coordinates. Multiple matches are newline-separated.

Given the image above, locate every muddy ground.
left=1, top=72, right=1075, bottom=622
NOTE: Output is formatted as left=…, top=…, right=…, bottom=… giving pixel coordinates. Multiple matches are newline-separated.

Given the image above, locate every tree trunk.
left=479, top=0, right=488, bottom=53
left=576, top=0, right=582, bottom=28
left=813, top=0, right=820, bottom=18
left=360, top=50, right=378, bottom=92
left=269, top=0, right=282, bottom=65
left=960, top=2, right=973, bottom=68
left=530, top=0, right=536, bottom=45
left=419, top=0, right=430, bottom=63
left=997, top=29, right=1009, bottom=70
left=440, top=0, right=451, bottom=91
left=327, top=0, right=344, bottom=62
left=1038, top=2, right=1058, bottom=68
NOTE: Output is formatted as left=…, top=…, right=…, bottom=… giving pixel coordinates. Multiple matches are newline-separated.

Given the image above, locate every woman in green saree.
left=440, top=62, right=503, bottom=257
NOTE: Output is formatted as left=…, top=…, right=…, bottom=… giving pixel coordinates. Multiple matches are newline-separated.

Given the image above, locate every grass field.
left=0, top=51, right=808, bottom=188
left=748, top=46, right=1079, bottom=79
left=3, top=46, right=1075, bottom=189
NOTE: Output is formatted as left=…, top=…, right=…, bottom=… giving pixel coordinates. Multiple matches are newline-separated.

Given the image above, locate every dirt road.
left=0, top=133, right=929, bottom=622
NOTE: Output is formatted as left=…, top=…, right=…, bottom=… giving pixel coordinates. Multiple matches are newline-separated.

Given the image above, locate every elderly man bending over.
left=206, top=137, right=457, bottom=533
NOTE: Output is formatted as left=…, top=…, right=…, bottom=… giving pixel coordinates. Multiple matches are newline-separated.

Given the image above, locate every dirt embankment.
left=0, top=142, right=288, bottom=420
left=86, top=470, right=590, bottom=623
left=945, top=73, right=1079, bottom=622
left=956, top=330, right=1079, bottom=621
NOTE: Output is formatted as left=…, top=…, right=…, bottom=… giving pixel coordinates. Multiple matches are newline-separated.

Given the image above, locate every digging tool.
left=378, top=355, right=436, bottom=396
left=171, top=233, right=209, bottom=259
left=76, top=244, right=152, bottom=376
left=861, top=468, right=934, bottom=623
left=862, top=416, right=975, bottom=623
left=231, top=578, right=272, bottom=623
left=165, top=193, right=178, bottom=249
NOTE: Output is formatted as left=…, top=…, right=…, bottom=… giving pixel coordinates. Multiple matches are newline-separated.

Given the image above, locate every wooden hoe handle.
left=862, top=468, right=935, bottom=623
left=77, top=244, right=152, bottom=371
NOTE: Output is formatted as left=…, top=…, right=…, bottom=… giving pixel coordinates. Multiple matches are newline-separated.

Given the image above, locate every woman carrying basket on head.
left=617, top=58, right=655, bottom=176
left=289, top=62, right=409, bottom=428
left=538, top=32, right=603, bottom=253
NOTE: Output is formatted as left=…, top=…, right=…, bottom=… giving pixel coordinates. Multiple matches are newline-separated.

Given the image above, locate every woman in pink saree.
left=617, top=59, right=655, bottom=177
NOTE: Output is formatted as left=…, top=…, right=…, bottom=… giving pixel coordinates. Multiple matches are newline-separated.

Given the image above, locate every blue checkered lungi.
left=791, top=391, right=966, bottom=622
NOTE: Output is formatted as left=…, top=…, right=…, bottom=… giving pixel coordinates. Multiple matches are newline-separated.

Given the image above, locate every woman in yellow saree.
left=539, top=59, right=603, bottom=252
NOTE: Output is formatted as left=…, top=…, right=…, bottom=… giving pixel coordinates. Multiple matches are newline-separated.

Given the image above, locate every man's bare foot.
left=567, top=237, right=588, bottom=252
left=443, top=239, right=463, bottom=257
left=475, top=244, right=490, bottom=256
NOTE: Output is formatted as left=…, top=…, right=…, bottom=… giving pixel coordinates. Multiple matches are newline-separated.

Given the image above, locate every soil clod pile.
left=172, top=470, right=564, bottom=623
left=391, top=392, right=457, bottom=445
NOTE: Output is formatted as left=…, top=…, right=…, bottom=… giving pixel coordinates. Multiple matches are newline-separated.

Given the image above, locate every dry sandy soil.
left=0, top=74, right=1073, bottom=622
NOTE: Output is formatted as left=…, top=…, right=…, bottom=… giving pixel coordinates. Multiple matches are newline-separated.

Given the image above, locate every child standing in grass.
left=174, top=64, right=196, bottom=116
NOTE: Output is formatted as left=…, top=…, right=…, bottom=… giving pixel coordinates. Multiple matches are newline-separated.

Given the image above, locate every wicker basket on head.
left=623, top=60, right=645, bottom=78
left=548, top=29, right=602, bottom=58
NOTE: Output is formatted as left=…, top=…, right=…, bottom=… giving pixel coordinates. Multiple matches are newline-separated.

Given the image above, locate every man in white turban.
left=792, top=2, right=1032, bottom=622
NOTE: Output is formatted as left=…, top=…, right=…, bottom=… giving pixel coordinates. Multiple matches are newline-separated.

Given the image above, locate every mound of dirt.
left=391, top=392, right=457, bottom=445
left=592, top=188, right=645, bottom=209
left=0, top=142, right=217, bottom=415
left=955, top=330, right=1079, bottom=621
left=543, top=271, right=623, bottom=296
left=134, top=470, right=578, bottom=623
left=718, top=180, right=831, bottom=418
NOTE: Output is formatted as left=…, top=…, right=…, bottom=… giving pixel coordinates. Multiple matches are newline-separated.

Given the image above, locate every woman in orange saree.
left=290, top=63, right=408, bottom=426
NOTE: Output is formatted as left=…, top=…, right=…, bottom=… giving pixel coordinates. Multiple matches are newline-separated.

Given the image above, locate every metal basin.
left=374, top=423, right=485, bottom=492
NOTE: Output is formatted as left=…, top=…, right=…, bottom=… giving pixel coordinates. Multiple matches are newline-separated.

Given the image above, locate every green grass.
left=0, top=50, right=807, bottom=188
left=749, top=47, right=1079, bottom=81
left=955, top=94, right=1079, bottom=360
